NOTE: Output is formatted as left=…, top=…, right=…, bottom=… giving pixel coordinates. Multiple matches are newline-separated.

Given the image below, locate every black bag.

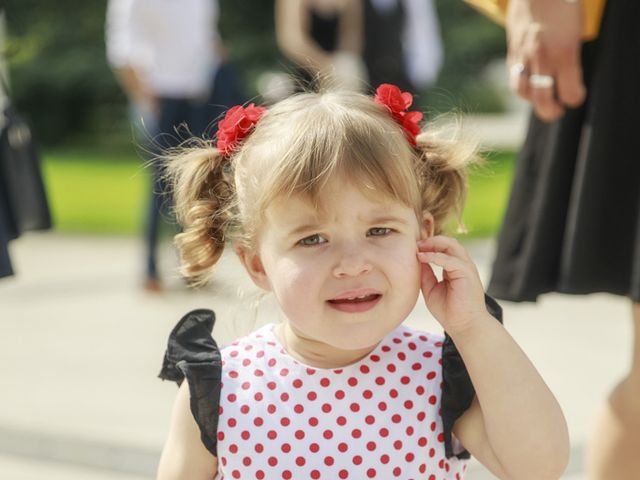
left=0, top=102, right=52, bottom=240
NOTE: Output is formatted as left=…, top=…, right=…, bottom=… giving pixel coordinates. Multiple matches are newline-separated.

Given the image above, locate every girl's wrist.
left=444, top=310, right=500, bottom=344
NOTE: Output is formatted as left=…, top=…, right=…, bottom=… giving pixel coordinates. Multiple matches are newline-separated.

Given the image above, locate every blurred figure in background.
left=363, top=0, right=443, bottom=95
left=105, top=0, right=244, bottom=292
left=0, top=8, right=12, bottom=280
left=274, top=0, right=367, bottom=93
left=489, top=0, right=640, bottom=477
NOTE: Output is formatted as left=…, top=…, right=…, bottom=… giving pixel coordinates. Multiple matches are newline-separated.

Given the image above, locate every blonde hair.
left=166, top=89, right=476, bottom=283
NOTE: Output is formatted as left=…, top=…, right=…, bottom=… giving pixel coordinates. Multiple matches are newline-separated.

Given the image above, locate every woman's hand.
left=417, top=236, right=487, bottom=335
left=506, top=0, right=586, bottom=121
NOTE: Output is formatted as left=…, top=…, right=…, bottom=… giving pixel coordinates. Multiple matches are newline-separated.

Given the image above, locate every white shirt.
left=370, top=0, right=444, bottom=88
left=105, top=0, right=220, bottom=97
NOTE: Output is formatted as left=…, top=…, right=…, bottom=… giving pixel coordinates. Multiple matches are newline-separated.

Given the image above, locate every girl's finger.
left=419, top=260, right=439, bottom=298
left=418, top=235, right=470, bottom=261
left=417, top=251, right=471, bottom=280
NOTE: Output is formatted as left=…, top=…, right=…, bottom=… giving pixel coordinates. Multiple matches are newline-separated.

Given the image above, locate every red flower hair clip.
left=216, top=103, right=267, bottom=156
left=373, top=84, right=423, bottom=146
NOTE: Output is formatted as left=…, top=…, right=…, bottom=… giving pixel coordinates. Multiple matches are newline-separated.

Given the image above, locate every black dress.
left=488, top=0, right=640, bottom=303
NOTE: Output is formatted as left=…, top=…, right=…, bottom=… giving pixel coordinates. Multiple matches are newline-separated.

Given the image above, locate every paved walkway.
left=0, top=233, right=630, bottom=479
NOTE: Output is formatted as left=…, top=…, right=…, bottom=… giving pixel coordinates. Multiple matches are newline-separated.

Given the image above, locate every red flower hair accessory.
left=216, top=103, right=267, bottom=156
left=373, top=83, right=423, bottom=146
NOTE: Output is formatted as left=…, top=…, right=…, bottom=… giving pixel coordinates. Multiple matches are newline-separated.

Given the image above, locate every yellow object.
left=464, top=0, right=606, bottom=41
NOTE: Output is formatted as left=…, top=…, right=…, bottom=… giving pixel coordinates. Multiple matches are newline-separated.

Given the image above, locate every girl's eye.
left=368, top=227, right=392, bottom=237
left=297, top=234, right=327, bottom=246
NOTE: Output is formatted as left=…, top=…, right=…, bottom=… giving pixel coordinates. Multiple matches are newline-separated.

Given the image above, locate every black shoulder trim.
left=159, top=309, right=222, bottom=456
left=441, top=294, right=503, bottom=459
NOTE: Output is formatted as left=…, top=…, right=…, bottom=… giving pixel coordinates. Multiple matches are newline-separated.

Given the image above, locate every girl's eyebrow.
left=367, top=215, right=410, bottom=226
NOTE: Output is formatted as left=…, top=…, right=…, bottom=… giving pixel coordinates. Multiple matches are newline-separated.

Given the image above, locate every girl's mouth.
left=327, top=294, right=382, bottom=313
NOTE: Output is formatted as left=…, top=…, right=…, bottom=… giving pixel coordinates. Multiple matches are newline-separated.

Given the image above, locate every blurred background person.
left=275, top=0, right=367, bottom=93
left=363, top=0, right=443, bottom=95
left=0, top=8, right=12, bottom=280
left=488, top=0, right=640, bottom=478
left=105, top=0, right=244, bottom=292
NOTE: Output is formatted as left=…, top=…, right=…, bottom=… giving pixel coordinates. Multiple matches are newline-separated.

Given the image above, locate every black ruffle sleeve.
left=441, top=294, right=504, bottom=459
left=158, top=309, right=222, bottom=457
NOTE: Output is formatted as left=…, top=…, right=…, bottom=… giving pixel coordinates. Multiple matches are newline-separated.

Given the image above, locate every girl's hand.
left=417, top=236, right=487, bottom=335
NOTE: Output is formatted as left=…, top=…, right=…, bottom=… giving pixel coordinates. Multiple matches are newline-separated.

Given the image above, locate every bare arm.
left=506, top=0, right=585, bottom=121
left=275, top=0, right=332, bottom=73
left=418, top=236, right=569, bottom=479
left=157, top=382, right=218, bottom=480
left=336, top=0, right=363, bottom=55
left=111, top=65, right=158, bottom=114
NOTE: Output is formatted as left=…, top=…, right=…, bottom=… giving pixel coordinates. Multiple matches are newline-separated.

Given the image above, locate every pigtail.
left=165, top=141, right=234, bottom=283
left=414, top=129, right=479, bottom=235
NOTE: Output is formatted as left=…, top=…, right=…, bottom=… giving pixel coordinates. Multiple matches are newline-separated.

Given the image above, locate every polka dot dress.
left=216, top=324, right=467, bottom=479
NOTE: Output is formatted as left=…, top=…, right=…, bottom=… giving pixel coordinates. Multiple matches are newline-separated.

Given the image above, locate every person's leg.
left=587, top=302, right=640, bottom=479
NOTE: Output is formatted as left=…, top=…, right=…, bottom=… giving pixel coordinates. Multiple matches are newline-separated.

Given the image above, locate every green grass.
left=42, top=148, right=515, bottom=237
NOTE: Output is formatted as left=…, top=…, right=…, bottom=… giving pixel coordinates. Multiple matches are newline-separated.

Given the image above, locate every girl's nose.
left=332, top=247, right=373, bottom=278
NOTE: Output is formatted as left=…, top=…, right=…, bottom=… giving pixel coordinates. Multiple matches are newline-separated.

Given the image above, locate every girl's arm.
left=418, top=236, right=569, bottom=480
left=336, top=0, right=362, bottom=55
left=157, top=382, right=218, bottom=480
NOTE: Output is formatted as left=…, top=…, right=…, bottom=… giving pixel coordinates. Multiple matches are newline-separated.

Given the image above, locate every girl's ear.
left=235, top=246, right=272, bottom=291
left=421, top=211, right=435, bottom=239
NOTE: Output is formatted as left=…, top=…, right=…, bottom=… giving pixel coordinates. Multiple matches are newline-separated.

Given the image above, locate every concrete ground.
left=0, top=232, right=631, bottom=479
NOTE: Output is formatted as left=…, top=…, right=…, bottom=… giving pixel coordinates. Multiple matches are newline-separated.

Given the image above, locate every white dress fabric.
left=216, top=323, right=468, bottom=479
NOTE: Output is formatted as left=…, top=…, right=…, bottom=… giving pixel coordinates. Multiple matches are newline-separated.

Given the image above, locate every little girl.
left=157, top=84, right=569, bottom=479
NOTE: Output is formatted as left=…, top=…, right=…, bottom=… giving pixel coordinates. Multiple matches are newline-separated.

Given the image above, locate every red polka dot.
left=393, top=467, right=402, bottom=477
left=280, top=392, right=289, bottom=402
left=386, top=364, right=396, bottom=373
left=419, top=464, right=427, bottom=473
left=397, top=352, right=406, bottom=361
left=404, top=400, right=414, bottom=409
left=370, top=354, right=381, bottom=362
left=430, top=421, right=437, bottom=431
left=337, top=416, right=347, bottom=426
left=334, top=369, right=343, bottom=374
left=323, top=429, right=333, bottom=439
left=406, top=452, right=415, bottom=462
left=267, top=404, right=277, bottom=414
left=254, top=417, right=264, bottom=427
left=416, top=386, right=425, bottom=395
left=309, top=416, right=319, bottom=426
left=242, top=358, right=251, bottom=367
left=378, top=401, right=387, bottom=411
left=335, top=390, right=345, bottom=400
left=306, top=368, right=316, bottom=375
left=292, top=379, right=303, bottom=388
left=280, top=417, right=290, bottom=427
left=295, top=430, right=305, bottom=440
left=311, top=470, right=321, bottom=479
left=310, top=443, right=320, bottom=453
left=307, top=391, right=317, bottom=401
left=366, top=441, right=377, bottom=451
left=428, top=395, right=437, bottom=405
left=338, top=442, right=348, bottom=452
left=375, top=377, right=385, bottom=385
left=228, top=418, right=237, bottom=427
left=267, top=430, right=277, bottom=440
left=279, top=368, right=289, bottom=376
left=381, top=345, right=391, bottom=352
left=352, top=428, right=362, bottom=438
left=418, top=436, right=428, bottom=446
left=256, top=350, right=265, bottom=358
left=389, top=388, right=399, bottom=398
left=347, top=377, right=358, bottom=387
left=282, top=470, right=292, bottom=479
left=429, top=447, right=435, bottom=457
left=255, top=443, right=264, bottom=453
left=339, top=470, right=349, bottom=479
left=423, top=351, right=433, bottom=358
left=417, top=411, right=426, bottom=421
left=294, top=404, right=304, bottom=414
left=268, top=456, right=278, bottom=467
left=296, top=456, right=306, bottom=466
left=320, top=378, right=331, bottom=387
left=393, top=440, right=403, bottom=450
left=324, top=456, right=334, bottom=466
left=254, top=392, right=263, bottom=401
left=393, top=338, right=402, bottom=344
left=380, top=454, right=390, bottom=464
left=427, top=371, right=437, bottom=380
left=379, top=427, right=389, bottom=437
left=217, top=431, right=224, bottom=441
left=281, top=443, right=291, bottom=453
left=229, top=444, right=238, bottom=453
left=359, top=365, right=370, bottom=374
left=268, top=358, right=276, bottom=367
left=241, top=430, right=250, bottom=440
left=256, top=470, right=265, bottom=479
left=438, top=432, right=445, bottom=442
left=267, top=381, right=277, bottom=390
left=367, top=468, right=377, bottom=478
left=352, top=455, right=362, bottom=465
left=229, top=370, right=238, bottom=378
left=232, top=470, right=240, bottom=478
left=322, top=403, right=332, bottom=413
left=406, top=426, right=414, bottom=436
left=365, top=415, right=375, bottom=425
left=229, top=350, right=239, bottom=358
left=363, top=389, right=373, bottom=399
left=408, top=342, right=417, bottom=350
left=350, top=403, right=360, bottom=412
left=227, top=393, right=237, bottom=402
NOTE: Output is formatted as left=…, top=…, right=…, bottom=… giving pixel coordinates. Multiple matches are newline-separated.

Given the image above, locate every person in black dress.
left=491, top=0, right=640, bottom=477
